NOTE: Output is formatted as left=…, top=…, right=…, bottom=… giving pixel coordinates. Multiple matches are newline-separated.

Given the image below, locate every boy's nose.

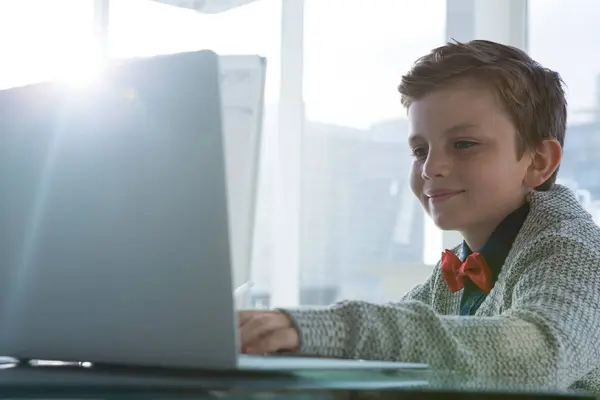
left=421, top=150, right=452, bottom=180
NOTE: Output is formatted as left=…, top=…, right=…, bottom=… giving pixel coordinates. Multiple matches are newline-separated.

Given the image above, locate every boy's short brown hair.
left=398, top=40, right=567, bottom=191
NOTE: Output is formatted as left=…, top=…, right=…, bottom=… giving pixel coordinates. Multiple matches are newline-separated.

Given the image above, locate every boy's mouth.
left=425, top=190, right=465, bottom=203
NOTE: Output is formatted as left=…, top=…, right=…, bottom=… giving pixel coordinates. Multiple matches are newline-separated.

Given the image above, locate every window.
left=300, top=0, right=446, bottom=304
left=108, top=0, right=280, bottom=103
left=108, top=0, right=281, bottom=305
left=0, top=0, right=95, bottom=89
left=528, top=0, right=600, bottom=225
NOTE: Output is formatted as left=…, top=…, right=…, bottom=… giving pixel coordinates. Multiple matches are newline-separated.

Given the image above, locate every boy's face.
left=408, top=81, right=532, bottom=245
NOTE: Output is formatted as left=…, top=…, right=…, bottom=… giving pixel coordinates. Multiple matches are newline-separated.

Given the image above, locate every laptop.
left=0, top=50, right=426, bottom=372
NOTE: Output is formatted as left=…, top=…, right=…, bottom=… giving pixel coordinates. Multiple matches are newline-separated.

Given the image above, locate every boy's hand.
left=238, top=310, right=300, bottom=354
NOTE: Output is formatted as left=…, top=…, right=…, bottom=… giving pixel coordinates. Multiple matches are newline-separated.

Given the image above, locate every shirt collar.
left=460, top=203, right=530, bottom=277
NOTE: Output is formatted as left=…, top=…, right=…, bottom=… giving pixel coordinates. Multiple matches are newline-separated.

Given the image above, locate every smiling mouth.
left=427, top=191, right=465, bottom=203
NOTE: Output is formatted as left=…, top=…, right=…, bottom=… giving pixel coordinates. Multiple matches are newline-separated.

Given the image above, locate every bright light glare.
left=57, top=53, right=105, bottom=88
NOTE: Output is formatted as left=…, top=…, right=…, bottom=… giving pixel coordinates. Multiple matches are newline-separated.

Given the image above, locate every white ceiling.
left=148, top=0, right=260, bottom=14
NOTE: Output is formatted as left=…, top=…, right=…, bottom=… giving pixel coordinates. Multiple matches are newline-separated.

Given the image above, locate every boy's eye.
left=411, top=147, right=427, bottom=159
left=454, top=141, right=478, bottom=150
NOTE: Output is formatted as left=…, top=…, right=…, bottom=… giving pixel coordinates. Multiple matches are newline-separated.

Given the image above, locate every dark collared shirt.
left=459, top=203, right=530, bottom=316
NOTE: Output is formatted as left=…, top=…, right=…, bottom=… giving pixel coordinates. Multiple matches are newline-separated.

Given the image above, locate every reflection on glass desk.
left=0, top=358, right=594, bottom=399
left=0, top=359, right=428, bottom=395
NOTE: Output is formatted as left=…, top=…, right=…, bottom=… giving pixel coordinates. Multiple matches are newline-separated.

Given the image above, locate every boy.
left=238, top=40, right=600, bottom=394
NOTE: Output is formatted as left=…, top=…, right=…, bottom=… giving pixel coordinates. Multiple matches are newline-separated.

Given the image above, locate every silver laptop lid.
left=0, top=50, right=239, bottom=369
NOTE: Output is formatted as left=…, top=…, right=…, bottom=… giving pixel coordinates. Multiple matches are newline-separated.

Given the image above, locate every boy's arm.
left=282, top=237, right=600, bottom=389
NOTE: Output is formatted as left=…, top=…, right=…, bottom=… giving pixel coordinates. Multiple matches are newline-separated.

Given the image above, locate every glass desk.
left=0, top=358, right=593, bottom=399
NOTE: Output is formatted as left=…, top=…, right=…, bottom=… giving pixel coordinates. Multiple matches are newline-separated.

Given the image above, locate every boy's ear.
left=523, top=139, right=562, bottom=188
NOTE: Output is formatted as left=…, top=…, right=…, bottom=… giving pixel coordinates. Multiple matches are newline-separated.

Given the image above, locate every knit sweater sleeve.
left=281, top=236, right=600, bottom=389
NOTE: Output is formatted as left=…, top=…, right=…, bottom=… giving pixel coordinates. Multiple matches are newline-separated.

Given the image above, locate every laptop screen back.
left=0, top=50, right=239, bottom=368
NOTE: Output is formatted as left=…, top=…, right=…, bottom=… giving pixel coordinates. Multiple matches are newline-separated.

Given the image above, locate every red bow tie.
left=441, top=250, right=493, bottom=294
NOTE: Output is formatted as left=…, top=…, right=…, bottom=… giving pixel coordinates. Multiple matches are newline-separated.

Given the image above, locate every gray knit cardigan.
left=283, top=185, right=600, bottom=395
